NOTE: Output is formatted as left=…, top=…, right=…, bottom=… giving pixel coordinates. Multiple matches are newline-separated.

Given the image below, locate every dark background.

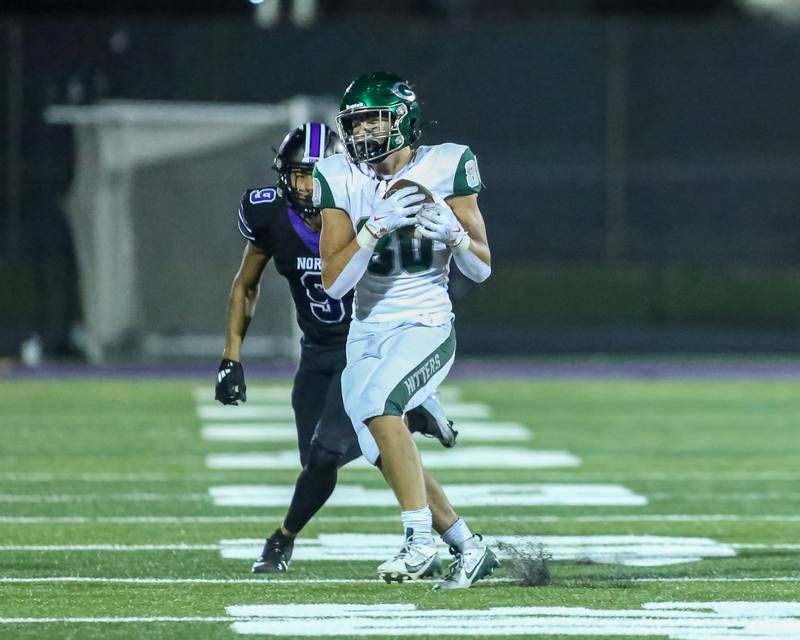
left=2, top=0, right=800, bottom=358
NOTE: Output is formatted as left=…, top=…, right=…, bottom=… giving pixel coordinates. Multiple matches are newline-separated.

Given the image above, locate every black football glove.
left=215, top=358, right=247, bottom=405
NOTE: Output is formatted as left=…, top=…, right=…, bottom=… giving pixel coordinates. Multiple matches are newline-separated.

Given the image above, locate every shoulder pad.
left=450, top=145, right=482, bottom=197
left=312, top=155, right=351, bottom=211
left=246, top=187, right=278, bottom=205
left=238, top=188, right=280, bottom=242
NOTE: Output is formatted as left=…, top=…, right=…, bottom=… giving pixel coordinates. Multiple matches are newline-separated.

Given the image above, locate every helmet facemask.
left=336, top=103, right=410, bottom=164
left=277, top=163, right=316, bottom=219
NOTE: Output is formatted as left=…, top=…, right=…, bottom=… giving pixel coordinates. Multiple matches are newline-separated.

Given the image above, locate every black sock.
left=282, top=465, right=338, bottom=535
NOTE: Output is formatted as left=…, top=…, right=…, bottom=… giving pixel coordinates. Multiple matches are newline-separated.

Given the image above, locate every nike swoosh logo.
left=464, top=549, right=487, bottom=580
left=374, top=215, right=386, bottom=221
left=404, top=560, right=428, bottom=573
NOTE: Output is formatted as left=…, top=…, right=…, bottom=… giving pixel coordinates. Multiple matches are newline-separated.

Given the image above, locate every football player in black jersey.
left=215, top=123, right=459, bottom=574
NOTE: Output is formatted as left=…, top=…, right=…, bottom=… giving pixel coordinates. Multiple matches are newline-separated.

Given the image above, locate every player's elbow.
left=321, top=267, right=343, bottom=300
left=469, top=264, right=491, bottom=283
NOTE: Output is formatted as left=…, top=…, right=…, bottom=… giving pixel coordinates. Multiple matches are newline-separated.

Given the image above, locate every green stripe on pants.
left=383, top=324, right=456, bottom=417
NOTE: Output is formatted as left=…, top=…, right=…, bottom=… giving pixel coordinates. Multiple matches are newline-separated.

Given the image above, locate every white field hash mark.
left=208, top=483, right=646, bottom=507
left=1, top=534, right=739, bottom=566
left=192, top=385, right=463, bottom=403
left=206, top=448, right=579, bottom=470
left=226, top=602, right=800, bottom=638
left=197, top=401, right=490, bottom=421
left=220, top=534, right=737, bottom=567
left=201, top=421, right=531, bottom=443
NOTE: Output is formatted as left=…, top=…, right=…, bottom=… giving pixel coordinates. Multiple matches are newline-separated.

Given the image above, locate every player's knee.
left=306, top=444, right=343, bottom=473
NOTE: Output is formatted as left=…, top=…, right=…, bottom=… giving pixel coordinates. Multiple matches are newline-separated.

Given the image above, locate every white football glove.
left=415, top=200, right=470, bottom=251
left=362, top=186, right=426, bottom=241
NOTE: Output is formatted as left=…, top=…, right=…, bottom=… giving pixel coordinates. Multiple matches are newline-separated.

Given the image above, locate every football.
left=385, top=179, right=433, bottom=238
left=384, top=178, right=435, bottom=205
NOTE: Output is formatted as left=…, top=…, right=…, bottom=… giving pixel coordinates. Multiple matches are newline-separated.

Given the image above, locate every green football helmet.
left=336, top=71, right=421, bottom=164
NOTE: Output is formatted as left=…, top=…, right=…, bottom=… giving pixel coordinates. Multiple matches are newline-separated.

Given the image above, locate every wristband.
left=356, top=225, right=379, bottom=250
left=451, top=233, right=471, bottom=255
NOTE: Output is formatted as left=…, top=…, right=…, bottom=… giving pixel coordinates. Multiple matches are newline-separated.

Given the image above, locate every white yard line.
left=1, top=576, right=798, bottom=586
left=0, top=616, right=230, bottom=623
left=732, top=543, right=800, bottom=550
left=1, top=534, right=751, bottom=568
left=5, top=471, right=799, bottom=482
left=209, top=483, right=646, bottom=507
left=206, top=448, right=579, bottom=470
left=201, top=424, right=298, bottom=441
left=193, top=386, right=462, bottom=403
left=197, top=405, right=295, bottom=420
left=197, top=401, right=490, bottom=421
left=225, top=602, right=800, bottom=637
left=220, top=534, right=737, bottom=567
left=0, top=544, right=218, bottom=551
left=650, top=492, right=800, bottom=501
left=4, top=514, right=800, bottom=524
left=201, top=422, right=531, bottom=443
left=0, top=493, right=207, bottom=503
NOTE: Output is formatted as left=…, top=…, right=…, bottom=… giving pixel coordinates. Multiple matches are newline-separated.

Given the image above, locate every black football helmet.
left=273, top=122, right=343, bottom=219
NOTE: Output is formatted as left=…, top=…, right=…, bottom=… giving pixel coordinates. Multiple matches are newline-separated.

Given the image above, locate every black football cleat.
left=252, top=529, right=294, bottom=574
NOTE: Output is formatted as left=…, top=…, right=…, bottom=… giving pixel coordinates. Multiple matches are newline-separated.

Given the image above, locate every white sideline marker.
left=220, top=534, right=736, bottom=567
left=227, top=602, right=800, bottom=638
left=206, top=448, right=579, bottom=470
left=208, top=483, right=646, bottom=508
left=201, top=421, right=531, bottom=444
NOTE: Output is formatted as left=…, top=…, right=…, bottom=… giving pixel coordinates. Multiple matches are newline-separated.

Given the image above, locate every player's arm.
left=448, top=194, right=491, bottom=270
left=216, top=242, right=271, bottom=405
left=320, top=208, right=372, bottom=300
left=416, top=194, right=491, bottom=283
left=224, top=242, right=271, bottom=361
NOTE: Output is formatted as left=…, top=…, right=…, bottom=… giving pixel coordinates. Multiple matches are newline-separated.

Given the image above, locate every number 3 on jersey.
left=301, top=272, right=346, bottom=323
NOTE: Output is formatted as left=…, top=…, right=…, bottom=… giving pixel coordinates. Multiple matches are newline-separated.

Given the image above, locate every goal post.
left=45, top=97, right=338, bottom=364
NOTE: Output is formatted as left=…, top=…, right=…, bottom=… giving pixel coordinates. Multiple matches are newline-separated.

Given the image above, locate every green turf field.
left=1, top=377, right=799, bottom=638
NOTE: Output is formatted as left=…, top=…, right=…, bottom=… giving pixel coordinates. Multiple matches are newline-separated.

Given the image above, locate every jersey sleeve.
left=450, top=146, right=483, bottom=198
left=312, top=155, right=350, bottom=212
left=238, top=187, right=278, bottom=245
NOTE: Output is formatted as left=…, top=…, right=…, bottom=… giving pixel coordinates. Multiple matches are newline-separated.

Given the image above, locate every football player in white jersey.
left=314, top=72, right=497, bottom=589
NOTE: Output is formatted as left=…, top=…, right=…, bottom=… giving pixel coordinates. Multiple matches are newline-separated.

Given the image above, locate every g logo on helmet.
left=391, top=82, right=416, bottom=102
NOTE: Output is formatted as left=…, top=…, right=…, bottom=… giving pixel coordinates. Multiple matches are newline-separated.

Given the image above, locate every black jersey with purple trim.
left=238, top=187, right=353, bottom=348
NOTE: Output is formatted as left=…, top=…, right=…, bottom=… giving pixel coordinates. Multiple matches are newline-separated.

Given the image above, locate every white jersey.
left=312, top=143, right=482, bottom=325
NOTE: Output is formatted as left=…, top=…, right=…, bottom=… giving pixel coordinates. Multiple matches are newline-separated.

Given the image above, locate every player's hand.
left=215, top=358, right=247, bottom=405
left=415, top=200, right=469, bottom=249
left=365, top=186, right=426, bottom=239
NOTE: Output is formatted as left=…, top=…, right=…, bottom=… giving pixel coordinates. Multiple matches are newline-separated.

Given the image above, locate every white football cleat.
left=433, top=535, right=499, bottom=590
left=406, top=393, right=458, bottom=448
left=378, top=529, right=441, bottom=583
